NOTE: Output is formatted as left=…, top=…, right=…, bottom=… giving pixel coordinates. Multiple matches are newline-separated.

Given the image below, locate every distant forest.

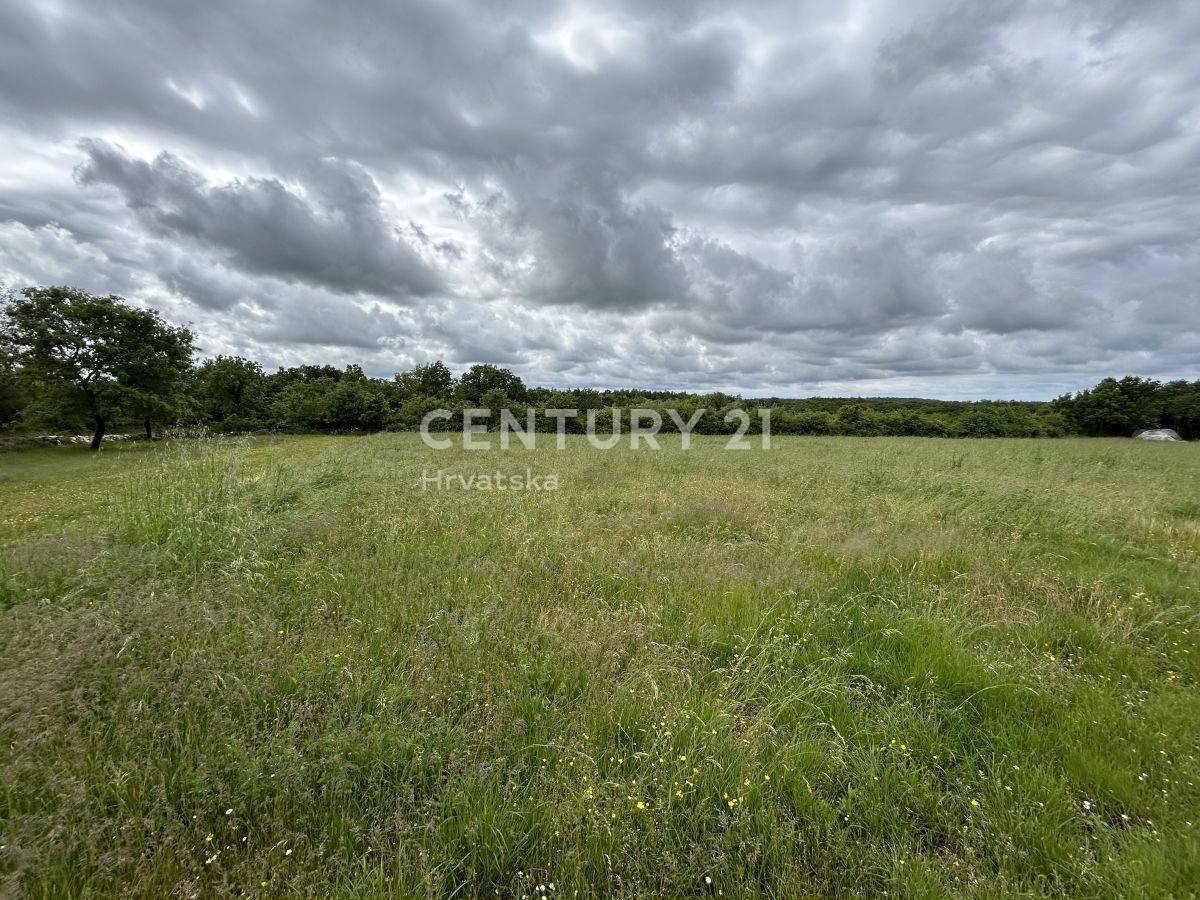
left=2, top=287, right=1198, bottom=447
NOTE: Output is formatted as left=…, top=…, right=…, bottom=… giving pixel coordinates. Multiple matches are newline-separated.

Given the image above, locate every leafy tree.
left=1161, top=380, right=1200, bottom=440
left=326, top=379, right=389, bottom=430
left=395, top=360, right=454, bottom=398
left=1, top=286, right=193, bottom=449
left=1055, top=377, right=1163, bottom=436
left=194, top=356, right=267, bottom=428
left=956, top=407, right=1008, bottom=437
left=121, top=314, right=196, bottom=439
left=271, top=379, right=334, bottom=431
left=392, top=393, right=450, bottom=430
left=833, top=403, right=884, bottom=436
left=0, top=310, right=26, bottom=429
left=793, top=412, right=832, bottom=435
left=480, top=387, right=510, bottom=411
left=571, top=388, right=604, bottom=411
left=456, top=364, right=526, bottom=405
left=268, top=364, right=344, bottom=392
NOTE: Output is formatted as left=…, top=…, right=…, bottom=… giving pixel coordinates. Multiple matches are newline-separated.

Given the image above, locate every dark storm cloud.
left=1, top=0, right=1198, bottom=396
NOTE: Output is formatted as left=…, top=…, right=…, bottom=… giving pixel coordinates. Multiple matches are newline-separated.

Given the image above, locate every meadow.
left=1, top=434, right=1198, bottom=897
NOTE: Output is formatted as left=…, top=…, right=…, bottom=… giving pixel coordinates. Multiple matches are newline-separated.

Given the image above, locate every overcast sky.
left=1, top=0, right=1197, bottom=398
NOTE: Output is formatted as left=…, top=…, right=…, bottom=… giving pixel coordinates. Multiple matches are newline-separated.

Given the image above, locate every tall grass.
left=1, top=434, right=1198, bottom=896
left=112, top=439, right=261, bottom=579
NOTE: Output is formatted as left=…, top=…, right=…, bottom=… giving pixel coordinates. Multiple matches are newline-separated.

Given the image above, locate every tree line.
left=2, top=287, right=1196, bottom=448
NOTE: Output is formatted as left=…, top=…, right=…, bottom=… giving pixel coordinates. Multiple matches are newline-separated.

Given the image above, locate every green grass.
left=1, top=434, right=1198, bottom=897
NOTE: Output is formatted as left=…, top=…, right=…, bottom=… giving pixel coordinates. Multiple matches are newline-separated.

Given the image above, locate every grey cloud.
left=158, top=260, right=244, bottom=312
left=874, top=1, right=1020, bottom=89
left=937, top=245, right=1088, bottom=334
left=0, top=220, right=149, bottom=300
left=75, top=140, right=442, bottom=299
left=250, top=297, right=409, bottom=350
left=150, top=256, right=416, bottom=350
left=675, top=228, right=954, bottom=339
left=459, top=171, right=691, bottom=310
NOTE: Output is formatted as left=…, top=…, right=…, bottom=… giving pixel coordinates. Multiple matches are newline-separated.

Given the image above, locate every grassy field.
left=1, top=434, right=1199, bottom=897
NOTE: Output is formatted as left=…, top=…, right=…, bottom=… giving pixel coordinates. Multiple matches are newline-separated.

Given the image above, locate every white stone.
left=1133, top=428, right=1183, bottom=441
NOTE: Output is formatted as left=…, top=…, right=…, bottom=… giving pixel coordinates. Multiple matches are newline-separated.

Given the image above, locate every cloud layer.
left=1, top=0, right=1197, bottom=398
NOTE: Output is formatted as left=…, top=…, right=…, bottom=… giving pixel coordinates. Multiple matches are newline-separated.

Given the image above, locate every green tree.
left=0, top=308, right=26, bottom=429
left=395, top=360, right=454, bottom=398
left=194, top=356, right=267, bottom=428
left=1161, top=379, right=1200, bottom=440
left=326, top=379, right=389, bottom=430
left=456, top=364, right=526, bottom=405
left=271, top=379, right=334, bottom=431
left=121, top=315, right=196, bottom=439
left=1055, top=377, right=1163, bottom=436
left=480, top=387, right=509, bottom=411
left=1, top=286, right=194, bottom=449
